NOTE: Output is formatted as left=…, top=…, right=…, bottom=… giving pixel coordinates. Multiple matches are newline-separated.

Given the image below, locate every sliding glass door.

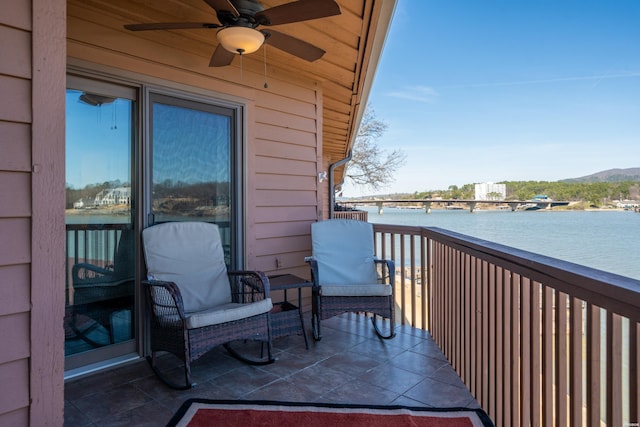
left=64, top=78, right=243, bottom=374
left=64, top=77, right=137, bottom=370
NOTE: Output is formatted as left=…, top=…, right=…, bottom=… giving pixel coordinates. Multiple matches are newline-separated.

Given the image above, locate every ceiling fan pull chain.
left=263, top=46, right=268, bottom=89
left=239, top=53, right=243, bottom=81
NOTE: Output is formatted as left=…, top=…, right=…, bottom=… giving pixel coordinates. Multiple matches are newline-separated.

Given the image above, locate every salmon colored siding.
left=250, top=83, right=322, bottom=278
left=0, top=123, right=31, bottom=171
left=0, top=1, right=33, bottom=423
left=30, top=0, right=67, bottom=424
left=1, top=0, right=66, bottom=425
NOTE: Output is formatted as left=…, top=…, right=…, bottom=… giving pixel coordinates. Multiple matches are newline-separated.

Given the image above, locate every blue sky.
left=66, top=91, right=133, bottom=189
left=342, top=0, right=640, bottom=196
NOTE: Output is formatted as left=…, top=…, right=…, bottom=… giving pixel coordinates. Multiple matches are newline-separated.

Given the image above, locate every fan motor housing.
left=218, top=0, right=264, bottom=27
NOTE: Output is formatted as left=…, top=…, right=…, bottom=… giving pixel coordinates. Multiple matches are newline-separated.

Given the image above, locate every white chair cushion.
left=143, top=222, right=232, bottom=313
left=320, top=284, right=392, bottom=297
left=311, top=219, right=378, bottom=286
left=185, top=298, right=273, bottom=329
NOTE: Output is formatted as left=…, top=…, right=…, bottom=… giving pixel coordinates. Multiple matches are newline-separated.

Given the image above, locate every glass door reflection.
left=149, top=93, right=235, bottom=267
left=64, top=81, right=136, bottom=368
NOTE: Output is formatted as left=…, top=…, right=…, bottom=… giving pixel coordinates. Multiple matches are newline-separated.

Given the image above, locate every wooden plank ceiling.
left=67, top=0, right=393, bottom=181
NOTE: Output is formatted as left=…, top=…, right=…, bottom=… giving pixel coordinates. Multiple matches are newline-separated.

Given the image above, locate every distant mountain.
left=561, top=168, right=640, bottom=183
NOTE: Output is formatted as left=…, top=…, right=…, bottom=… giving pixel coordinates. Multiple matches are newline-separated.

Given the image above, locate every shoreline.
left=352, top=204, right=629, bottom=212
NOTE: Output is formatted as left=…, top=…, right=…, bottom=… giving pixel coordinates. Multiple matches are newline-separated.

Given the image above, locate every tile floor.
left=64, top=313, right=480, bottom=426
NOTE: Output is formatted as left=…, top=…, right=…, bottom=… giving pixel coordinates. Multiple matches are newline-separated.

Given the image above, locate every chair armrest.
left=142, top=279, right=187, bottom=320
left=72, top=263, right=133, bottom=306
left=227, top=270, right=271, bottom=301
left=305, top=258, right=321, bottom=289
left=72, top=262, right=116, bottom=284
left=374, top=258, right=395, bottom=286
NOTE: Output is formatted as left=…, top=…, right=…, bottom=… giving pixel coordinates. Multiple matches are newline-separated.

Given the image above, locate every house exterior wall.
left=0, top=0, right=66, bottom=425
left=0, top=1, right=391, bottom=424
left=66, top=13, right=325, bottom=280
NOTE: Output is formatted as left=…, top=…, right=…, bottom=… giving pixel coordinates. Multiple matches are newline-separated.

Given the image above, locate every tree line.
left=66, top=179, right=229, bottom=210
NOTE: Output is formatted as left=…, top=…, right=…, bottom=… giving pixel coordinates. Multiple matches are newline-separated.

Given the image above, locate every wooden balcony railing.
left=334, top=209, right=369, bottom=222
left=372, top=223, right=640, bottom=427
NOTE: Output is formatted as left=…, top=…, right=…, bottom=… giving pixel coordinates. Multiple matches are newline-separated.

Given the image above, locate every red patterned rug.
left=167, top=399, right=494, bottom=427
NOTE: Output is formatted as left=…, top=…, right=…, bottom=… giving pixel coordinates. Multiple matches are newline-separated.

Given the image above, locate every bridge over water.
left=337, top=199, right=570, bottom=214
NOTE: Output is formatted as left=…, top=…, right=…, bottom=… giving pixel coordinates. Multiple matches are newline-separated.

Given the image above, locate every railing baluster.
left=400, top=234, right=407, bottom=325
left=511, top=273, right=520, bottom=425
left=521, top=276, right=531, bottom=425
left=431, top=240, right=438, bottom=341
left=587, top=303, right=602, bottom=426
left=421, top=234, right=427, bottom=330
left=445, top=243, right=450, bottom=356
left=451, top=245, right=458, bottom=371
left=556, top=291, right=568, bottom=426
left=606, top=312, right=623, bottom=426
left=531, top=280, right=541, bottom=427
left=631, top=321, right=639, bottom=424
left=463, top=252, right=471, bottom=391
left=441, top=244, right=447, bottom=360
left=469, top=254, right=477, bottom=399
left=502, top=269, right=512, bottom=426
left=410, top=234, right=417, bottom=327
left=481, top=260, right=489, bottom=412
left=488, top=263, right=497, bottom=421
left=569, top=297, right=583, bottom=427
left=543, top=286, right=554, bottom=426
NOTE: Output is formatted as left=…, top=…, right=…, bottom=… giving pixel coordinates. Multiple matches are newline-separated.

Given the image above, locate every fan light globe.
left=217, top=27, right=265, bottom=54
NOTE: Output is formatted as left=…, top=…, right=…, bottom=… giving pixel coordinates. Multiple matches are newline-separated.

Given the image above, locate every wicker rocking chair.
left=306, top=219, right=396, bottom=341
left=142, top=221, right=274, bottom=390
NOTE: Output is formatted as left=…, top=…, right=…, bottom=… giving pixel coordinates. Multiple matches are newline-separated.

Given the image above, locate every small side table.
left=268, top=274, right=311, bottom=349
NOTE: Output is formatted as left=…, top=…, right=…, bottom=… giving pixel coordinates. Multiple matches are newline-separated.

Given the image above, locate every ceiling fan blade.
left=263, top=29, right=325, bottom=62
left=124, top=22, right=221, bottom=31
left=209, top=44, right=236, bottom=67
left=256, top=0, right=341, bottom=26
left=203, top=0, right=239, bottom=17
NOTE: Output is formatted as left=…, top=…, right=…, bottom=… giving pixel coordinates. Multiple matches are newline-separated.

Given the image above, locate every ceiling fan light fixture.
left=217, top=27, right=265, bottom=55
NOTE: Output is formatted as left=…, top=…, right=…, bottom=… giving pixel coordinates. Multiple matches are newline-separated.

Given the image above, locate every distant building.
left=475, top=182, right=506, bottom=201
left=615, top=199, right=639, bottom=209
left=94, top=187, right=131, bottom=206
left=73, top=198, right=93, bottom=209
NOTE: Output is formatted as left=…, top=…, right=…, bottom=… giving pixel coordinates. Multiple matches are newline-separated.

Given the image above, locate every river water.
left=358, top=206, right=640, bottom=280
left=67, top=208, right=640, bottom=279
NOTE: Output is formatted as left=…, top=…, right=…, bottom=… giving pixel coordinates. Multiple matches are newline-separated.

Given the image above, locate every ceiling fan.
left=124, top=0, right=341, bottom=67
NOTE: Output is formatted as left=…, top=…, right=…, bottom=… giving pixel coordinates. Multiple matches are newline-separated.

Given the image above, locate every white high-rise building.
left=475, top=182, right=506, bottom=200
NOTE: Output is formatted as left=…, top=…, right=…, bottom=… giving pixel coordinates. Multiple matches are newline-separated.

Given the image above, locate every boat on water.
left=518, top=195, right=552, bottom=211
